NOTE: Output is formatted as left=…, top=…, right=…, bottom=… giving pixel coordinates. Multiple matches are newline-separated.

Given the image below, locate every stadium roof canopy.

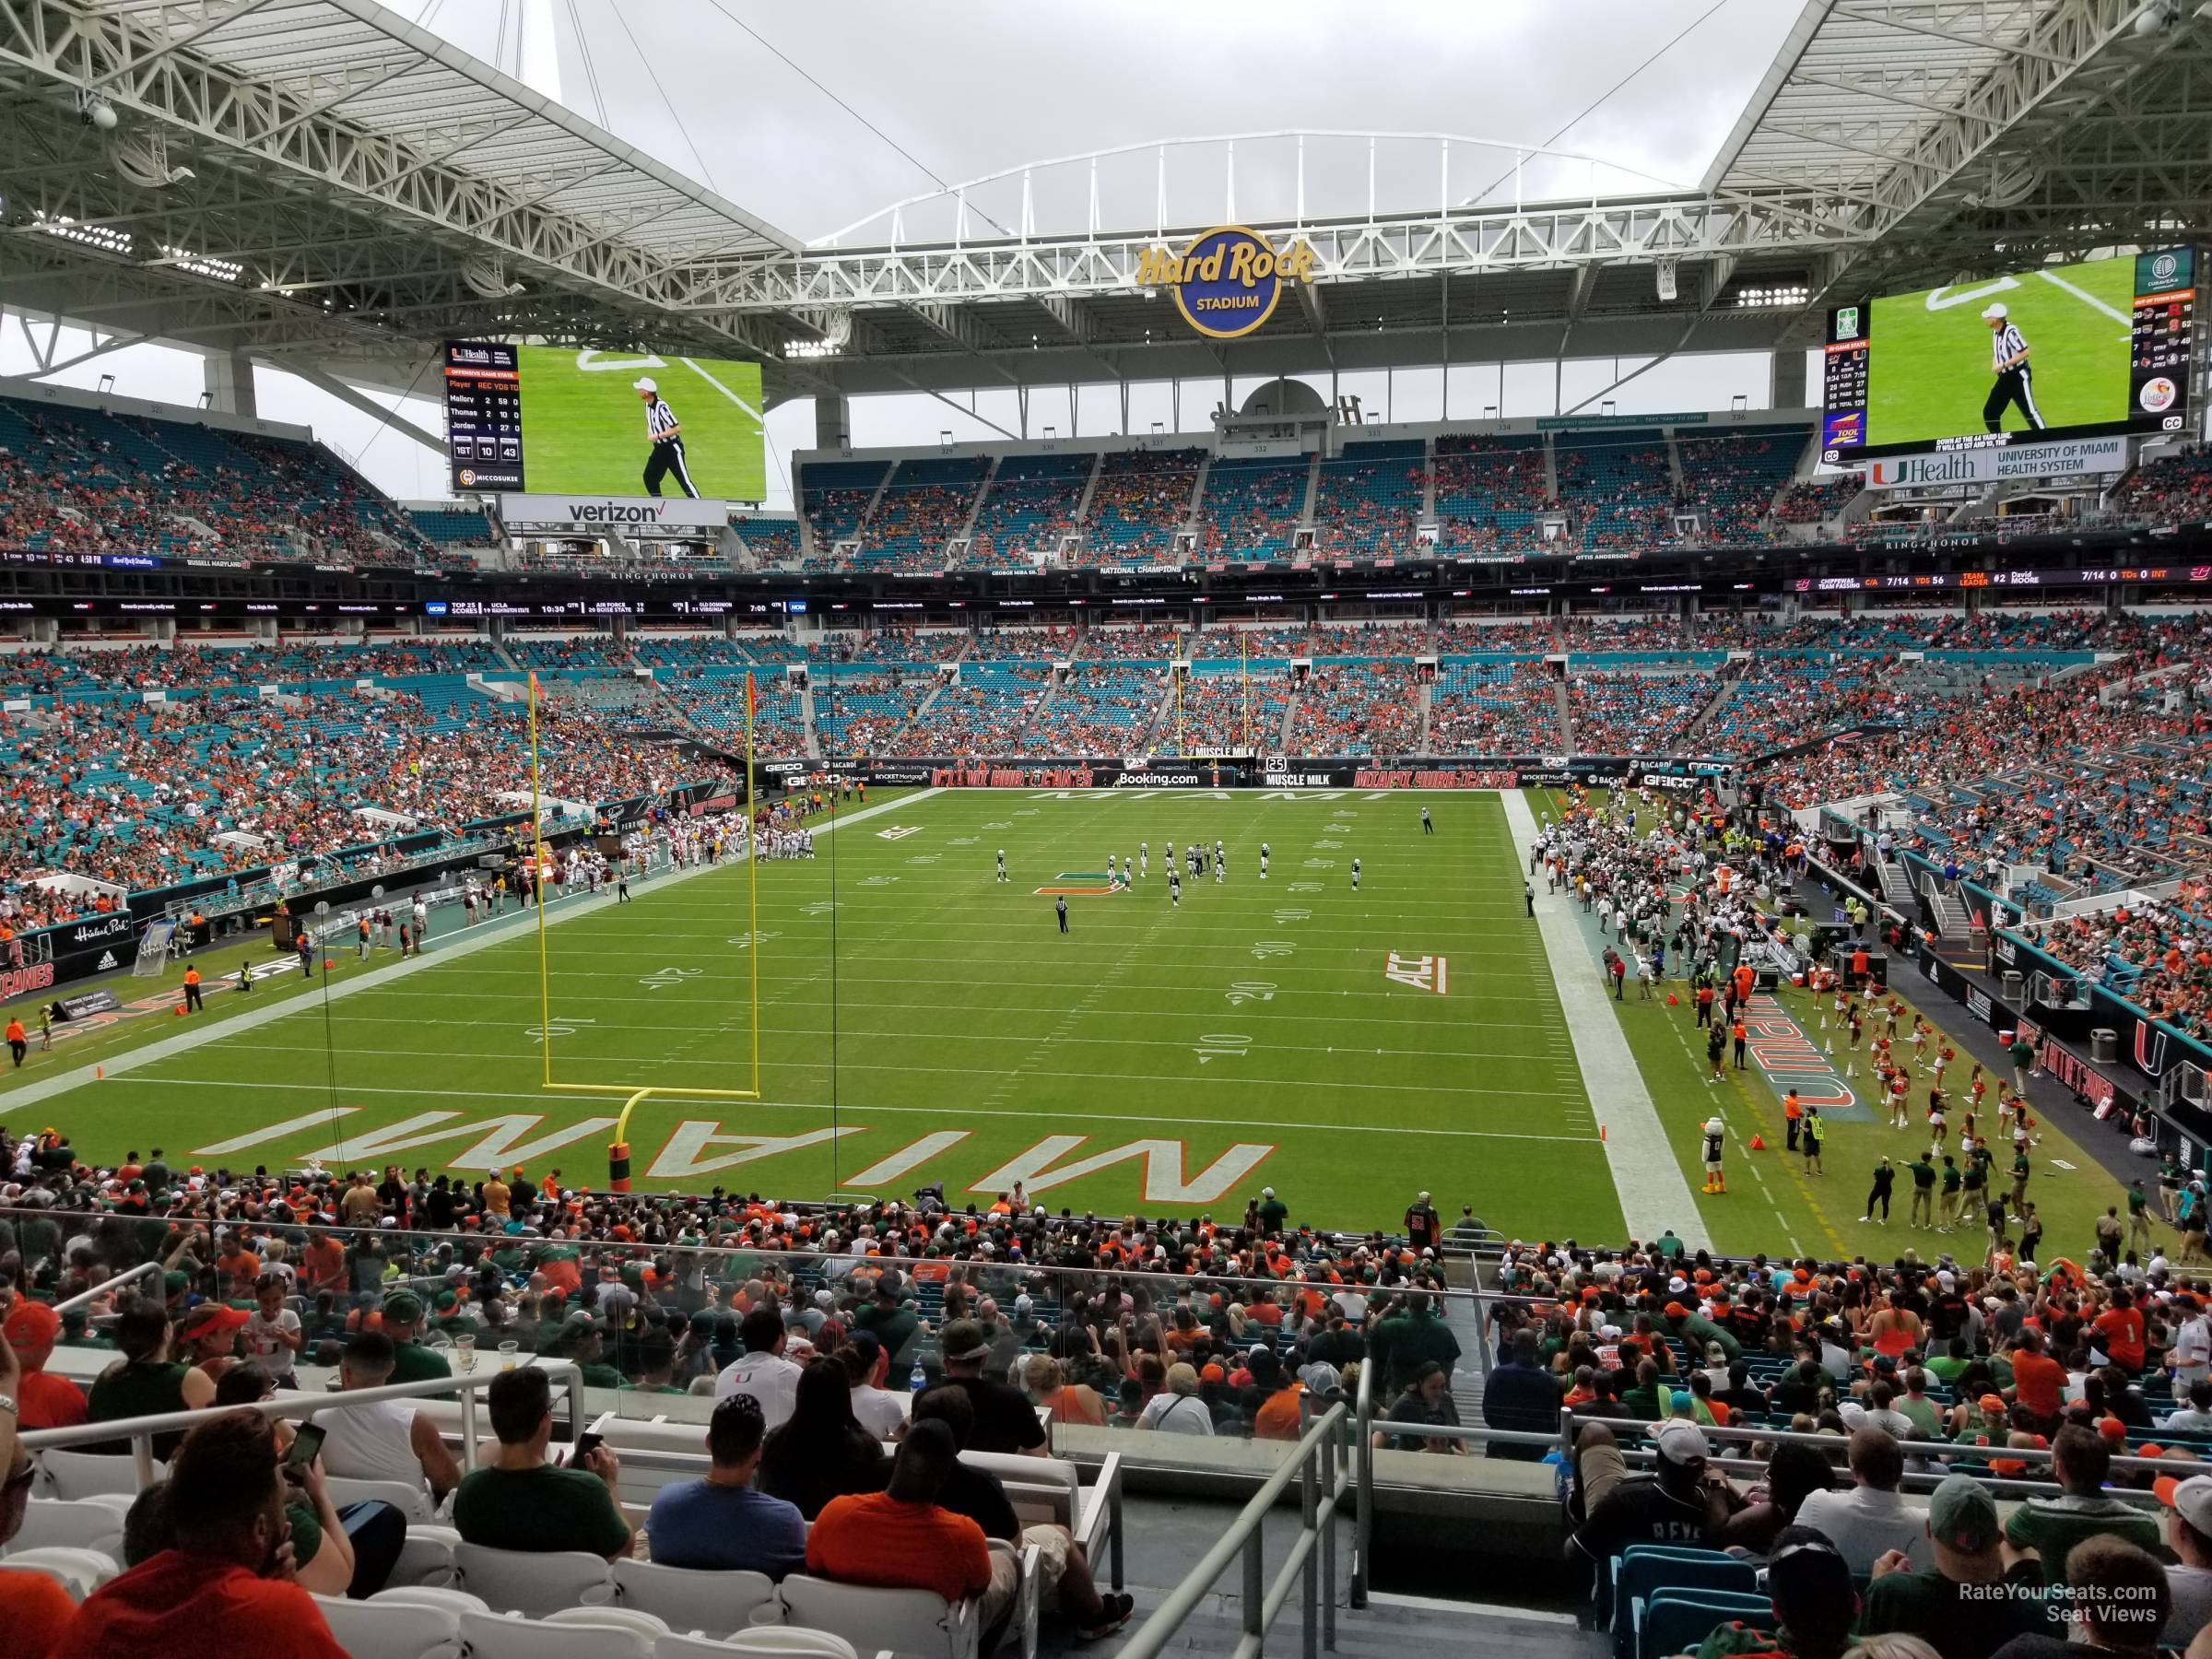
left=1, top=0, right=2208, bottom=410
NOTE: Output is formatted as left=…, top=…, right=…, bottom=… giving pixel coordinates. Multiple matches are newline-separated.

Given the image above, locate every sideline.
left=0, top=789, right=942, bottom=1114
left=1499, top=788, right=1709, bottom=1249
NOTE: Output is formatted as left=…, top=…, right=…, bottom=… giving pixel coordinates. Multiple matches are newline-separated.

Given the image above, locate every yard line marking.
left=0, top=788, right=944, bottom=1112
left=2035, top=266, right=2133, bottom=325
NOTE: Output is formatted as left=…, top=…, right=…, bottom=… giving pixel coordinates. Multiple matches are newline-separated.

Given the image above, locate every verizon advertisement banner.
left=500, top=494, right=728, bottom=531
left=1864, top=436, right=2129, bottom=489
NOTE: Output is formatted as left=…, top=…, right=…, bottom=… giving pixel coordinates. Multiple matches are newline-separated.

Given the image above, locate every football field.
left=1865, top=254, right=2136, bottom=445
left=0, top=788, right=1625, bottom=1236
left=516, top=344, right=768, bottom=501
left=0, top=786, right=2158, bottom=1253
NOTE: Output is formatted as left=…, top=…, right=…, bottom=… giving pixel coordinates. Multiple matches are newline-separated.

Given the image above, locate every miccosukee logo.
left=1136, top=226, right=1317, bottom=340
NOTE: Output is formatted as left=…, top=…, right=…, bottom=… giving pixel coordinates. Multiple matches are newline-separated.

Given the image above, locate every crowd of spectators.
left=1555, top=434, right=1674, bottom=554
left=1432, top=434, right=1551, bottom=558
left=2025, top=885, right=2212, bottom=1043
left=0, top=396, right=439, bottom=571
left=1429, top=660, right=1565, bottom=752
left=1566, top=670, right=1717, bottom=754
left=1156, top=667, right=1293, bottom=753
left=1290, top=663, right=1421, bottom=755
left=1023, top=666, right=1167, bottom=756
left=1080, top=450, right=1202, bottom=564
left=1311, top=443, right=1423, bottom=558
left=1194, top=458, right=1306, bottom=563
left=886, top=665, right=1050, bottom=756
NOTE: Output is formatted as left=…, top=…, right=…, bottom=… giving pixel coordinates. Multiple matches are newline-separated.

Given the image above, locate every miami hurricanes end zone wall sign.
left=1136, top=225, right=1318, bottom=341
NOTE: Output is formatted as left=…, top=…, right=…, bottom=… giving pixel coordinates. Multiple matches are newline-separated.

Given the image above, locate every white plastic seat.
left=37, top=1450, right=162, bottom=1500
left=328, top=1473, right=439, bottom=1524
left=453, top=1540, right=614, bottom=1617
left=3, top=1546, right=121, bottom=1600
left=610, top=1557, right=775, bottom=1638
left=713, top=1632, right=870, bottom=1659
left=391, top=1524, right=461, bottom=1589
left=775, top=1573, right=981, bottom=1659
left=6, top=1497, right=126, bottom=1556
left=369, top=1585, right=489, bottom=1615
left=312, top=1591, right=465, bottom=1659
left=544, top=1606, right=671, bottom=1638
left=457, top=1609, right=657, bottom=1659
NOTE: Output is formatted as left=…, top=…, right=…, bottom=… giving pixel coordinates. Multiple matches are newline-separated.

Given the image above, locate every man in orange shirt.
left=4, top=1016, right=24, bottom=1068
left=2093, top=1287, right=2147, bottom=1375
left=5, top=1300, right=87, bottom=1431
left=48, top=1410, right=347, bottom=1659
left=182, top=965, right=203, bottom=1013
left=807, top=1419, right=1007, bottom=1617
left=2009, top=1329, right=2067, bottom=1432
left=1783, top=1088, right=1805, bottom=1152
left=1, top=1325, right=78, bottom=1659
left=1249, top=1349, right=1305, bottom=1441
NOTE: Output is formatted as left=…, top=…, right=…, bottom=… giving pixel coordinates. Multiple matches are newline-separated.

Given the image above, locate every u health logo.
left=1136, top=225, right=1316, bottom=340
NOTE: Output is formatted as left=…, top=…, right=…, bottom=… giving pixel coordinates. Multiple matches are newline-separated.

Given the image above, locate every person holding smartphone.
left=453, top=1367, right=632, bottom=1559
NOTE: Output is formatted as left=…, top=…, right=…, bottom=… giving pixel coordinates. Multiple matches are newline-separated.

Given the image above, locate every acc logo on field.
left=1137, top=226, right=1316, bottom=341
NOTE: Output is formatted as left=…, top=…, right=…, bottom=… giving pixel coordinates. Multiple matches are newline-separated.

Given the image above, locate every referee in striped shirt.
left=1981, top=303, right=2045, bottom=434
left=633, top=376, right=700, bottom=498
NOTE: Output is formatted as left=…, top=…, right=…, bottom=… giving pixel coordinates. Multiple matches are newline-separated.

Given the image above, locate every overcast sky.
left=0, top=0, right=1805, bottom=508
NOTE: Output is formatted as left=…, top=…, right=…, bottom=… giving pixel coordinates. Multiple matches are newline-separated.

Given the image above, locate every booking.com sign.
left=1136, top=225, right=1318, bottom=340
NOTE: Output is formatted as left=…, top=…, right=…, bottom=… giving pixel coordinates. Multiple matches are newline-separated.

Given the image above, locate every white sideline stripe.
left=1499, top=788, right=1708, bottom=1249
left=2035, top=267, right=2133, bottom=326
left=0, top=789, right=942, bottom=1113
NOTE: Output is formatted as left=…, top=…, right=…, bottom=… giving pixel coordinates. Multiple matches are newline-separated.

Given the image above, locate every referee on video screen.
left=1981, top=302, right=2045, bottom=434
left=634, top=376, right=700, bottom=498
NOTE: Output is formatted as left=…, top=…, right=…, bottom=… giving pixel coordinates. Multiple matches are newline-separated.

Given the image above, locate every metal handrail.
left=50, top=1259, right=159, bottom=1316
left=0, top=1206, right=1488, bottom=1313
left=1116, top=1400, right=1349, bottom=1659
left=1560, top=1410, right=2167, bottom=1504
left=19, top=1358, right=584, bottom=1491
left=1351, top=1343, right=1374, bottom=1609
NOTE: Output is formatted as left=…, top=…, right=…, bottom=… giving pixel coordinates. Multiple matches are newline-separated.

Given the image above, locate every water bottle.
left=911, top=1360, right=928, bottom=1394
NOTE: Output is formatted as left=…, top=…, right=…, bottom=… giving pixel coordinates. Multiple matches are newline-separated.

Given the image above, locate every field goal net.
left=134, top=919, right=178, bottom=976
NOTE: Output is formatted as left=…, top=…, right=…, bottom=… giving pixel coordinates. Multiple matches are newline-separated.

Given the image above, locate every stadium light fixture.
left=30, top=211, right=132, bottom=256
left=1734, top=284, right=1809, bottom=309
left=159, top=243, right=242, bottom=283
left=783, top=338, right=839, bottom=359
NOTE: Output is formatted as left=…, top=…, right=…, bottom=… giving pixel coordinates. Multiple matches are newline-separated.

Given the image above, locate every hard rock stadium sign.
left=1135, top=225, right=1318, bottom=340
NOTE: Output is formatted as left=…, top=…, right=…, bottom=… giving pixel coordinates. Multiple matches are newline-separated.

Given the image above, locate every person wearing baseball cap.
left=1706, top=1525, right=1856, bottom=1659
left=379, top=1289, right=452, bottom=1385
left=938, top=1319, right=1045, bottom=1457
left=634, top=375, right=700, bottom=499
left=177, top=1301, right=252, bottom=1385
left=1981, top=300, right=2045, bottom=436
left=1858, top=1472, right=2058, bottom=1659
left=4, top=1299, right=85, bottom=1430
left=1567, top=1415, right=1724, bottom=1560
left=2155, top=1473, right=2212, bottom=1647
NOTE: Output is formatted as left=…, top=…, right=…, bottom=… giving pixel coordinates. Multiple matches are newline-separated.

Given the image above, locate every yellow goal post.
left=525, top=667, right=763, bottom=1187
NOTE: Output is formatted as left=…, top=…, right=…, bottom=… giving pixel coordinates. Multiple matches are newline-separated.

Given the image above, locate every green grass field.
left=1867, top=253, right=2137, bottom=445
left=517, top=344, right=766, bottom=501
left=0, top=786, right=2162, bottom=1255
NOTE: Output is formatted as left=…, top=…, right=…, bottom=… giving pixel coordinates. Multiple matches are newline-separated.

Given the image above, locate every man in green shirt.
left=1909, top=1157, right=1937, bottom=1228
left=2002, top=1425, right=2160, bottom=1582
left=1255, top=1187, right=1288, bottom=1233
left=2011, top=1149, right=2033, bottom=1210
left=380, top=1291, right=452, bottom=1383
left=559, top=1312, right=625, bottom=1389
left=1370, top=1291, right=1462, bottom=1397
left=1939, top=1158, right=1963, bottom=1231
left=1858, top=1473, right=2054, bottom=1659
left=453, top=1366, right=632, bottom=1559
left=853, top=1277, right=921, bottom=1372
left=1617, top=1359, right=1665, bottom=1421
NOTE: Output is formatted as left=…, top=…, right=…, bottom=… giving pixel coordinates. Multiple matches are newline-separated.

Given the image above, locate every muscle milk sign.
left=500, top=493, right=727, bottom=531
